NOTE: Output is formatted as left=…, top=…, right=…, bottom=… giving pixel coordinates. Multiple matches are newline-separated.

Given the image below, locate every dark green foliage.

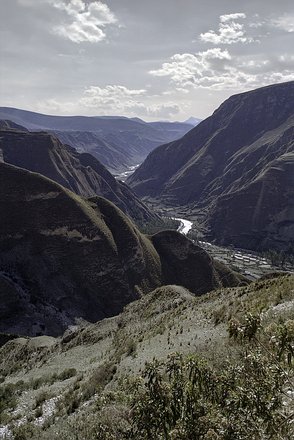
left=0, top=383, right=17, bottom=422
left=82, top=362, right=117, bottom=400
left=137, top=217, right=180, bottom=235
left=56, top=368, right=77, bottom=381
left=130, top=316, right=294, bottom=439
left=12, top=423, right=41, bottom=440
left=263, top=249, right=294, bottom=267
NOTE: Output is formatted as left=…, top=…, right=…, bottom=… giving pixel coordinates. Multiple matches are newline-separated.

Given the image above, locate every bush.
left=57, top=368, right=77, bottom=381
left=34, top=390, right=50, bottom=408
left=12, top=423, right=41, bottom=440
left=82, top=362, right=117, bottom=400
left=130, top=315, right=294, bottom=439
left=0, top=383, right=17, bottom=422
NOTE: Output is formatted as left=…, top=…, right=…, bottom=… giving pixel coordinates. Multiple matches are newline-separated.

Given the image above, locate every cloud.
left=220, top=13, right=246, bottom=23
left=271, top=14, right=294, bottom=33
left=80, top=85, right=146, bottom=109
left=49, top=0, right=117, bottom=43
left=200, top=13, right=255, bottom=44
left=40, top=85, right=181, bottom=118
left=150, top=48, right=231, bottom=85
left=81, top=85, right=180, bottom=117
left=150, top=48, right=294, bottom=91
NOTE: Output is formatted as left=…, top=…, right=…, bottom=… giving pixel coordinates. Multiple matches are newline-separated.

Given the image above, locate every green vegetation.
left=263, top=249, right=294, bottom=268
left=0, top=383, right=17, bottom=423
left=137, top=217, right=180, bottom=235
left=1, top=276, right=293, bottom=439
left=5, top=313, right=293, bottom=439
left=131, top=315, right=294, bottom=439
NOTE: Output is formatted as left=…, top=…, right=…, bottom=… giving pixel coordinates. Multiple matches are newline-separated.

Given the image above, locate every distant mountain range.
left=184, top=116, right=202, bottom=126
left=128, top=81, right=294, bottom=252
left=0, top=122, right=157, bottom=223
left=0, top=108, right=194, bottom=172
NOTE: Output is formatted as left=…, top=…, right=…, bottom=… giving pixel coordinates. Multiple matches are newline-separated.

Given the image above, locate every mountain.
left=0, top=108, right=193, bottom=172
left=0, top=119, right=29, bottom=131
left=128, top=82, right=294, bottom=252
left=184, top=116, right=202, bottom=126
left=0, top=162, right=245, bottom=336
left=0, top=125, right=158, bottom=223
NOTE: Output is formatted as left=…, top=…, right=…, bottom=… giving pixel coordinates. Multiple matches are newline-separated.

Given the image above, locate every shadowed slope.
left=0, top=127, right=158, bottom=223
left=128, top=82, right=294, bottom=251
left=0, top=163, right=244, bottom=336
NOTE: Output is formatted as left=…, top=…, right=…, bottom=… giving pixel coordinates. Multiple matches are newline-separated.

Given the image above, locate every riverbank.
left=175, top=217, right=293, bottom=280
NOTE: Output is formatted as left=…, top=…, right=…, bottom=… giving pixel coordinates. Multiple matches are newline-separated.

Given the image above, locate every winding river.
left=174, top=218, right=193, bottom=235
left=174, top=218, right=293, bottom=279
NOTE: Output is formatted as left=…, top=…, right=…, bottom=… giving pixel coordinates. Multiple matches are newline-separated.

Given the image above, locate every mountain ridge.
left=127, top=81, right=294, bottom=252
left=0, top=161, right=245, bottom=337
left=0, top=107, right=194, bottom=172
left=0, top=125, right=158, bottom=223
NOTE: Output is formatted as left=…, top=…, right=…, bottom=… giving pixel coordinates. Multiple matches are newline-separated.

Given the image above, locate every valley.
left=128, top=82, right=294, bottom=255
left=114, top=163, right=140, bottom=181
left=0, top=82, right=293, bottom=439
left=0, top=108, right=194, bottom=173
left=2, top=0, right=294, bottom=436
left=175, top=216, right=294, bottom=279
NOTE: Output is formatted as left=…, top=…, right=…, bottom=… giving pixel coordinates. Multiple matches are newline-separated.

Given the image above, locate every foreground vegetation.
left=1, top=275, right=293, bottom=439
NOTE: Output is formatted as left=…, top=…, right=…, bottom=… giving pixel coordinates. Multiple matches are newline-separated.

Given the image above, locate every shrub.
left=0, top=383, right=17, bottom=422
left=57, top=368, right=77, bottom=381
left=130, top=315, right=294, bottom=439
left=34, top=390, right=50, bottom=408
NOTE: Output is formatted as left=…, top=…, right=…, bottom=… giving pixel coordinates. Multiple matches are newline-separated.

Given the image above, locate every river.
left=174, top=218, right=193, bottom=235
left=174, top=218, right=293, bottom=279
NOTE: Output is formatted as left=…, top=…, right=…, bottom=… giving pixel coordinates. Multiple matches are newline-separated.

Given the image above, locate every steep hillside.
left=0, top=120, right=28, bottom=131
left=0, top=163, right=244, bottom=337
left=0, top=274, right=293, bottom=438
left=128, top=82, right=294, bottom=251
left=0, top=127, right=157, bottom=223
left=0, top=108, right=193, bottom=172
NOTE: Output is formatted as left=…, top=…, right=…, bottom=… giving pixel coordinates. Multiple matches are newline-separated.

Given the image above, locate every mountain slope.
left=0, top=108, right=193, bottom=172
left=0, top=126, right=157, bottom=223
left=0, top=162, right=245, bottom=336
left=0, top=274, right=292, bottom=438
left=128, top=81, right=294, bottom=251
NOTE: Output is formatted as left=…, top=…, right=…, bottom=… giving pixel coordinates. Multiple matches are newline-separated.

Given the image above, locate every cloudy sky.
left=1, top=0, right=294, bottom=120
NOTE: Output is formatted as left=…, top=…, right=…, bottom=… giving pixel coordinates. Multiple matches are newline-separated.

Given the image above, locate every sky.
left=1, top=0, right=294, bottom=121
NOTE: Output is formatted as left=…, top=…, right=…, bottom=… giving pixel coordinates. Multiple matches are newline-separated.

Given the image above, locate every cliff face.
left=128, top=82, right=294, bottom=251
left=0, top=163, right=245, bottom=336
left=0, top=127, right=158, bottom=223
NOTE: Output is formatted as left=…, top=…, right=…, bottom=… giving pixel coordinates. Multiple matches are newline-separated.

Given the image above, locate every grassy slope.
left=0, top=274, right=293, bottom=437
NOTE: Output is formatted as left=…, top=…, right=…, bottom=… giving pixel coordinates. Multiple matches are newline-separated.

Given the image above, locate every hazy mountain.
left=0, top=108, right=193, bottom=172
left=0, top=162, right=245, bottom=336
left=127, top=82, right=294, bottom=252
left=0, top=119, right=28, bottom=131
left=0, top=125, right=157, bottom=223
left=183, top=116, right=202, bottom=126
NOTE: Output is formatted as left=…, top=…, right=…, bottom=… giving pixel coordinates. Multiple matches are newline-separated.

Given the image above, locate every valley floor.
left=145, top=199, right=294, bottom=280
